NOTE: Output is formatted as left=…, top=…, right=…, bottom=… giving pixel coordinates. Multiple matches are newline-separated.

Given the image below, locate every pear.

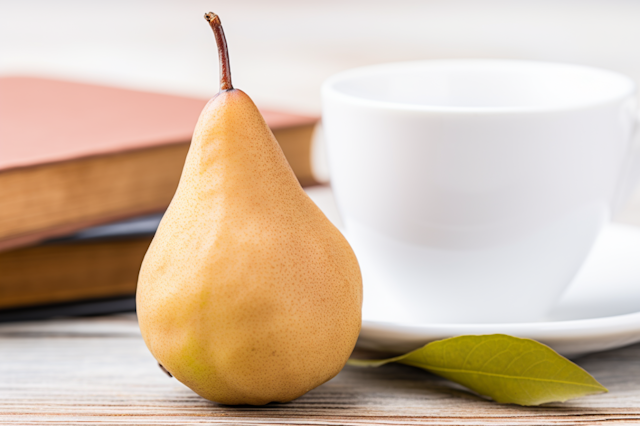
left=136, top=12, right=362, bottom=405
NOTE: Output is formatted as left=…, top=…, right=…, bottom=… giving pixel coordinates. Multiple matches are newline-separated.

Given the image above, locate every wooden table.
left=1, top=314, right=639, bottom=425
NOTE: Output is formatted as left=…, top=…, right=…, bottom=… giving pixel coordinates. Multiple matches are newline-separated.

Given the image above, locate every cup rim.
left=322, top=59, right=637, bottom=114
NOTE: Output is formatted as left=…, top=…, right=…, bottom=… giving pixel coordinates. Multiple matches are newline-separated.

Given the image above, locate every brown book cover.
left=0, top=236, right=152, bottom=310
left=0, top=77, right=319, bottom=252
left=0, top=213, right=160, bottom=311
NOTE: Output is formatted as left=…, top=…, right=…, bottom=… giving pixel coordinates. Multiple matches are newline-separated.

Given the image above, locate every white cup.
left=322, top=60, right=640, bottom=324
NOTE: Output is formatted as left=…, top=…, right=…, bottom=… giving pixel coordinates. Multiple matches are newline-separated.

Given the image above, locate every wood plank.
left=1, top=315, right=639, bottom=424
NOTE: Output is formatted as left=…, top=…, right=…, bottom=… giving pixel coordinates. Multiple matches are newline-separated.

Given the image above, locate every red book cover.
left=0, top=76, right=316, bottom=172
left=0, top=76, right=318, bottom=251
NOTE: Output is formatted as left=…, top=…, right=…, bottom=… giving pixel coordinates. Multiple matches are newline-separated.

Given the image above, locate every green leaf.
left=349, top=334, right=607, bottom=406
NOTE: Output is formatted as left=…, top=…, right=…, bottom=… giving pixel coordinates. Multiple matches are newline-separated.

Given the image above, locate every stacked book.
left=0, top=77, right=321, bottom=320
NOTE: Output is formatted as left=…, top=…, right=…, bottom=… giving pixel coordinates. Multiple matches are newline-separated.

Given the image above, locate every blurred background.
left=2, top=0, right=640, bottom=319
left=3, top=0, right=640, bottom=115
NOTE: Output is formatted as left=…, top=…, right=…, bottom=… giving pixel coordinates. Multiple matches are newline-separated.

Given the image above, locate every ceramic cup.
left=322, top=60, right=640, bottom=324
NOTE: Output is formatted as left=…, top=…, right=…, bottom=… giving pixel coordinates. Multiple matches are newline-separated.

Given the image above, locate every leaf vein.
left=502, top=348, right=539, bottom=372
left=462, top=338, right=496, bottom=369
left=478, top=343, right=514, bottom=372
left=405, top=364, right=605, bottom=390
left=520, top=358, right=550, bottom=376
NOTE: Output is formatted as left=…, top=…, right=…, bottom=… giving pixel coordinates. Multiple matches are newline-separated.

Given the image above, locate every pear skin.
left=136, top=13, right=362, bottom=406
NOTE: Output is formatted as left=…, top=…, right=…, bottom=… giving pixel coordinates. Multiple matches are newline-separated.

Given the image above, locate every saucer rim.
left=362, top=309, right=640, bottom=337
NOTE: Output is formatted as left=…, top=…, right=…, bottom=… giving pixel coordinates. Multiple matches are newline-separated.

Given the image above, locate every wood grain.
left=0, top=144, right=188, bottom=248
left=1, top=315, right=639, bottom=425
left=0, top=238, right=151, bottom=309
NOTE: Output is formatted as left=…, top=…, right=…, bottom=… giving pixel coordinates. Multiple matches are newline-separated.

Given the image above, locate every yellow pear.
left=136, top=12, right=362, bottom=405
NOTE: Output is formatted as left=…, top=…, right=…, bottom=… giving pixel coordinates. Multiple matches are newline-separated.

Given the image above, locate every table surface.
left=1, top=314, right=640, bottom=425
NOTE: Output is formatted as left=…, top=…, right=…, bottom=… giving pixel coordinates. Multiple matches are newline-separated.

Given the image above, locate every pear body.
left=136, top=89, right=362, bottom=405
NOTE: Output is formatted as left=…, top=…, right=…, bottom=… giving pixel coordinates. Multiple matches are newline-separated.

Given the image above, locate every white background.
left=3, top=0, right=640, bottom=114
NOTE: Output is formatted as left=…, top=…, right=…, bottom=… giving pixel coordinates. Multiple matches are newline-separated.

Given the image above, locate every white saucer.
left=305, top=186, right=640, bottom=359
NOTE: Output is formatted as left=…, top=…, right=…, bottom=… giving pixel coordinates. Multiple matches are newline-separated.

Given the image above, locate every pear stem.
left=204, top=12, right=233, bottom=91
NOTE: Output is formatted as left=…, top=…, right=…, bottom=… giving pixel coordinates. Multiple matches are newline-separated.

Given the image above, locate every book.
left=0, top=296, right=137, bottom=322
left=0, top=214, right=159, bottom=310
left=0, top=76, right=319, bottom=252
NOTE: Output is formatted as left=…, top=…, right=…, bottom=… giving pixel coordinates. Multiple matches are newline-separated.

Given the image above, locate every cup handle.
left=613, top=107, right=640, bottom=215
